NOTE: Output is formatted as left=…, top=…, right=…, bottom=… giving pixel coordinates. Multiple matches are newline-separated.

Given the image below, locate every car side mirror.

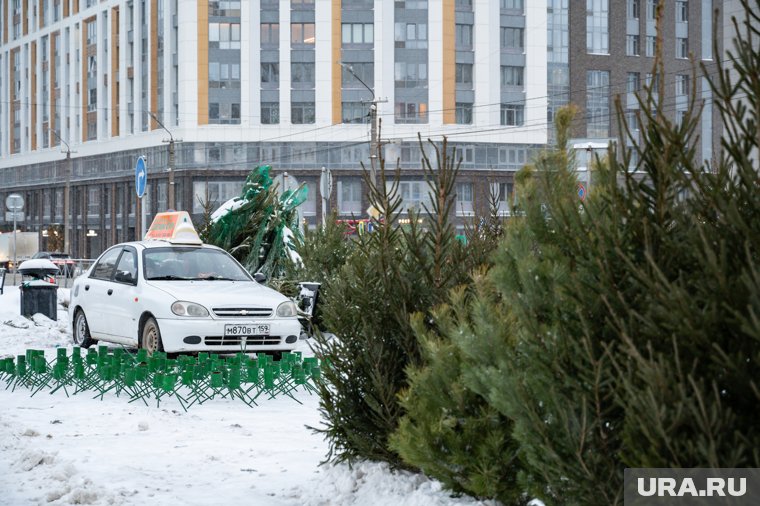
left=254, top=272, right=266, bottom=284
left=115, top=270, right=136, bottom=285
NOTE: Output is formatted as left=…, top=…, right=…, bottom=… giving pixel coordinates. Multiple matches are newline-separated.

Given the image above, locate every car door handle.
left=107, top=289, right=113, bottom=296
left=84, top=285, right=90, bottom=291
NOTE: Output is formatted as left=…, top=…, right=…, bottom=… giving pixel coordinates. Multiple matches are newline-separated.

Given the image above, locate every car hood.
left=145, top=280, right=289, bottom=309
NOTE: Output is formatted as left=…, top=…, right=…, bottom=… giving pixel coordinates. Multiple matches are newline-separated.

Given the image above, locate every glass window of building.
left=455, top=63, right=473, bottom=88
left=675, top=74, right=689, bottom=96
left=394, top=62, right=427, bottom=88
left=645, top=35, right=656, bottom=57
left=342, top=102, right=370, bottom=124
left=500, top=0, right=523, bottom=12
left=291, top=62, right=315, bottom=86
left=627, top=0, right=640, bottom=19
left=291, top=23, right=315, bottom=45
left=292, top=0, right=314, bottom=8
left=455, top=103, right=473, bottom=124
left=455, top=24, right=473, bottom=49
left=261, top=63, right=279, bottom=84
left=647, top=0, right=658, bottom=20
left=676, top=37, right=689, bottom=58
left=676, top=1, right=688, bottom=23
left=261, top=23, right=279, bottom=46
left=292, top=102, right=316, bottom=124
left=396, top=181, right=431, bottom=214
left=394, top=22, right=428, bottom=49
left=338, top=179, right=362, bottom=215
left=627, top=72, right=640, bottom=93
left=500, top=27, right=524, bottom=51
left=501, top=65, right=524, bottom=87
left=500, top=104, right=525, bottom=126
left=456, top=182, right=474, bottom=215
left=626, top=35, right=640, bottom=56
left=341, top=63, right=374, bottom=89
left=586, top=0, right=609, bottom=54
left=261, top=102, right=280, bottom=124
left=341, top=23, right=373, bottom=44
left=395, top=102, right=428, bottom=124
left=586, top=70, right=610, bottom=138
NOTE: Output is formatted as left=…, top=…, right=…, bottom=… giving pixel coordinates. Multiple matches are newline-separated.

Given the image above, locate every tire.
left=73, top=310, right=97, bottom=348
left=140, top=317, right=164, bottom=356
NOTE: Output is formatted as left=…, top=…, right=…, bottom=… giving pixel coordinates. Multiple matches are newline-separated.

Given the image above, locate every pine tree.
left=311, top=135, right=487, bottom=466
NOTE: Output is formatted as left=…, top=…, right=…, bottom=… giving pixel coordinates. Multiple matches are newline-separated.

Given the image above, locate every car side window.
left=91, top=248, right=122, bottom=280
left=114, top=248, right=138, bottom=284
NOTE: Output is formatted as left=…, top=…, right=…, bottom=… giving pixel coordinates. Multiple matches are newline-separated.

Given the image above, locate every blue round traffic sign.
left=135, top=157, right=147, bottom=198
left=577, top=183, right=587, bottom=202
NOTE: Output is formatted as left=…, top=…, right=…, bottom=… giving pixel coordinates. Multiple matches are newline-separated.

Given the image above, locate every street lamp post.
left=148, top=111, right=182, bottom=211
left=49, top=129, right=73, bottom=256
left=338, top=62, right=386, bottom=184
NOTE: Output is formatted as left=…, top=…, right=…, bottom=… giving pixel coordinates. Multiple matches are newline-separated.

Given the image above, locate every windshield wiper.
left=191, top=275, right=236, bottom=281
left=147, top=275, right=191, bottom=281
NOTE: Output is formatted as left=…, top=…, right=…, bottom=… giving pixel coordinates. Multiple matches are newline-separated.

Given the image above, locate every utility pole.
left=148, top=111, right=182, bottom=210
left=339, top=62, right=386, bottom=184
left=50, top=129, right=73, bottom=255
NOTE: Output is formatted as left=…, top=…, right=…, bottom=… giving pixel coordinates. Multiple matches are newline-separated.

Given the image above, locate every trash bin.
left=17, top=259, right=60, bottom=321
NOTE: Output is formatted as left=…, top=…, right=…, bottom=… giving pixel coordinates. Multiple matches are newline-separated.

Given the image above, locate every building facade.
left=567, top=0, right=722, bottom=167
left=0, top=0, right=548, bottom=258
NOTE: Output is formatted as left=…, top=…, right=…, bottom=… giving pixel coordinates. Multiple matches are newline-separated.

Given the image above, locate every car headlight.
left=276, top=301, right=298, bottom=317
left=171, top=301, right=209, bottom=317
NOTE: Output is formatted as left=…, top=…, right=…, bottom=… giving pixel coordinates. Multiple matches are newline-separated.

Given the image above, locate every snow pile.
left=210, top=197, right=248, bottom=223
left=282, top=226, right=304, bottom=267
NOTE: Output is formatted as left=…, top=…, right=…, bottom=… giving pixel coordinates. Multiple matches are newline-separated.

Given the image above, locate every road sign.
left=319, top=167, right=333, bottom=199
left=135, top=157, right=147, bottom=198
left=577, top=183, right=587, bottom=202
left=5, top=193, right=24, bottom=211
left=5, top=211, right=24, bottom=222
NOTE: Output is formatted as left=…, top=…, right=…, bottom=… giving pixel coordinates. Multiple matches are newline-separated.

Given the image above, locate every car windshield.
left=143, top=247, right=252, bottom=281
left=50, top=253, right=70, bottom=259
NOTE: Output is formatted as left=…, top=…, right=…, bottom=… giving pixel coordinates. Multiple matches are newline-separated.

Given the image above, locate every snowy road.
left=0, top=286, right=497, bottom=506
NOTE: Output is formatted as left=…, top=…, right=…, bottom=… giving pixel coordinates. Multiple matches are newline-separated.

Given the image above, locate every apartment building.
left=0, top=0, right=548, bottom=258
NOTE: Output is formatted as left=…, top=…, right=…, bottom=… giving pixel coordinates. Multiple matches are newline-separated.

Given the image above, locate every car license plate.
left=224, top=323, right=270, bottom=336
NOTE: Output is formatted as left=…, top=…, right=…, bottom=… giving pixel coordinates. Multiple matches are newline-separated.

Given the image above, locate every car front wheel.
left=140, top=317, right=164, bottom=356
left=73, top=310, right=96, bottom=348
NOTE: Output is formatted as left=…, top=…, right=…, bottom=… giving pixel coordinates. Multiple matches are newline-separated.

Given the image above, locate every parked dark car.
left=32, top=252, right=76, bottom=277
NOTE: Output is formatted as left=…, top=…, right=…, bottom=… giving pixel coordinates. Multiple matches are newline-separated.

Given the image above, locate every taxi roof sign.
left=145, top=211, right=202, bottom=245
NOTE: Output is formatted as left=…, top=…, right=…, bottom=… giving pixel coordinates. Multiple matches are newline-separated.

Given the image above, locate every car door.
left=106, top=246, right=140, bottom=344
left=82, top=247, right=122, bottom=337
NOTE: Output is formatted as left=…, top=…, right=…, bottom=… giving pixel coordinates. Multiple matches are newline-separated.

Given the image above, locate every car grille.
left=204, top=336, right=282, bottom=346
left=212, top=307, right=272, bottom=318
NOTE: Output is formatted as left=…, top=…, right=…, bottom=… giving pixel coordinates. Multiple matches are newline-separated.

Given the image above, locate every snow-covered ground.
left=0, top=286, right=500, bottom=506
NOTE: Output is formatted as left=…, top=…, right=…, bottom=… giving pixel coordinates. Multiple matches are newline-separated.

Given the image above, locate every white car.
left=69, top=224, right=301, bottom=356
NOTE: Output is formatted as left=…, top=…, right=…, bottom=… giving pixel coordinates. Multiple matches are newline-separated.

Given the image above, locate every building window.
left=394, top=62, right=427, bottom=88
left=291, top=0, right=314, bottom=8
left=394, top=22, right=428, bottom=49
left=627, top=72, right=640, bottom=93
left=291, top=62, right=315, bottom=87
left=500, top=104, right=525, bottom=126
left=209, top=22, right=241, bottom=49
left=675, top=74, right=689, bottom=96
left=88, top=187, right=100, bottom=217
left=261, top=63, right=279, bottom=85
left=291, top=23, right=315, bottom=45
left=456, top=182, right=474, bottom=215
left=338, top=179, right=362, bottom=215
left=455, top=24, right=473, bottom=49
left=676, top=37, right=689, bottom=58
left=501, top=66, right=524, bottom=87
left=647, top=0, right=658, bottom=20
left=645, top=35, right=656, bottom=57
left=396, top=181, right=431, bottom=214
left=192, top=181, right=245, bottom=214
left=676, top=1, right=688, bottom=23
left=261, top=23, right=279, bottom=46
left=209, top=102, right=220, bottom=119
left=261, top=102, right=280, bottom=124
left=455, top=63, right=473, bottom=88
left=395, top=102, right=428, bottom=124
left=626, top=35, right=640, bottom=56
left=627, top=0, right=640, bottom=19
left=586, top=70, right=610, bottom=138
left=291, top=102, right=316, bottom=124
left=341, top=63, right=374, bottom=89
left=455, top=103, right=473, bottom=124
left=586, top=0, right=609, bottom=54
left=341, top=23, right=373, bottom=44
left=500, top=0, right=523, bottom=11
left=342, top=102, right=370, bottom=124
left=500, top=27, right=524, bottom=51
